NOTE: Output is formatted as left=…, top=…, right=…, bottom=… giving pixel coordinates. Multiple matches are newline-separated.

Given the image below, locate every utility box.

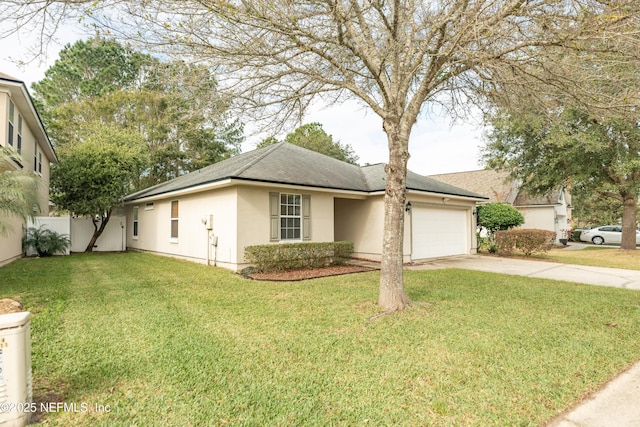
left=0, top=312, right=32, bottom=427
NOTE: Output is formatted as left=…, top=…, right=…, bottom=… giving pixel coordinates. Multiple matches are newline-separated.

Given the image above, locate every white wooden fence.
left=28, top=216, right=127, bottom=255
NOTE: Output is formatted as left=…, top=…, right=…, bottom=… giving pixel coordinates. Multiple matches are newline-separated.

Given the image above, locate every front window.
left=170, top=200, right=179, bottom=241
left=280, top=193, right=301, bottom=240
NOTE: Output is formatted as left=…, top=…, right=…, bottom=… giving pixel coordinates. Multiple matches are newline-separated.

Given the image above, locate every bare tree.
left=4, top=0, right=639, bottom=310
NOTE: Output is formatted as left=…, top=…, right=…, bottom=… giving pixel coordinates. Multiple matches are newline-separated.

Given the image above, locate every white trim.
left=170, top=200, right=179, bottom=242
left=132, top=206, right=139, bottom=239
left=278, top=192, right=302, bottom=241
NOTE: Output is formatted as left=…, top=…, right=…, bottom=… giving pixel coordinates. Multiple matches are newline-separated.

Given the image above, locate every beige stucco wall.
left=514, top=189, right=572, bottom=242
left=0, top=90, right=54, bottom=266
left=126, top=185, right=337, bottom=271
left=518, top=206, right=555, bottom=231
left=336, top=193, right=478, bottom=262
left=1, top=92, right=52, bottom=212
left=0, top=217, right=25, bottom=267
left=335, top=195, right=412, bottom=262
left=126, top=187, right=238, bottom=268
left=235, top=185, right=336, bottom=269
left=517, top=205, right=568, bottom=242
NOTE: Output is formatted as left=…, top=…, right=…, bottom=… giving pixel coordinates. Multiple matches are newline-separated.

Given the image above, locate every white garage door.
left=412, top=206, right=469, bottom=259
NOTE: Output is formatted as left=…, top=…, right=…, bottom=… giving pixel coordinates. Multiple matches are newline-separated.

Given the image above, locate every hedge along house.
left=0, top=73, right=57, bottom=266
left=123, top=142, right=487, bottom=271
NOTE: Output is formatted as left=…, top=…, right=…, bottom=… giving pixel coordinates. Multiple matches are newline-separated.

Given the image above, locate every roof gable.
left=126, top=142, right=486, bottom=201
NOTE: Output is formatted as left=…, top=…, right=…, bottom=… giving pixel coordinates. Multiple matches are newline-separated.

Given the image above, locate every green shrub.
left=495, top=229, right=556, bottom=256
left=244, top=241, right=354, bottom=272
left=23, top=225, right=71, bottom=257
left=477, top=203, right=525, bottom=234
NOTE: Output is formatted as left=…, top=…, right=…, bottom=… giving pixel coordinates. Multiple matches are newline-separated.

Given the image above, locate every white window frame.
left=8, top=100, right=14, bottom=148
left=132, top=206, right=139, bottom=239
left=279, top=193, right=302, bottom=241
left=17, top=115, right=22, bottom=154
left=170, top=200, right=179, bottom=242
left=33, top=141, right=38, bottom=173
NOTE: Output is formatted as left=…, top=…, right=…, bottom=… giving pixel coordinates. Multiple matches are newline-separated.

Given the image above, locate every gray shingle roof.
left=125, top=142, right=486, bottom=201
left=362, top=164, right=486, bottom=197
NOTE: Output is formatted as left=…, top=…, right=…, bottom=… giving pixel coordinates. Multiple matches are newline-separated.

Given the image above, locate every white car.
left=579, top=225, right=640, bottom=245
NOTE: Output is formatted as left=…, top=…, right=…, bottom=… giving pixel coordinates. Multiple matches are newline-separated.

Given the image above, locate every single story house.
left=124, top=142, right=487, bottom=271
left=429, top=169, right=572, bottom=241
left=0, top=72, right=57, bottom=266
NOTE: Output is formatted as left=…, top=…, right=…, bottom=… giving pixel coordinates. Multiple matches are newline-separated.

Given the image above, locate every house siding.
left=517, top=205, right=568, bottom=241
left=236, top=186, right=335, bottom=270
left=126, top=185, right=337, bottom=271
left=336, top=193, right=478, bottom=262
left=126, top=187, right=238, bottom=268
left=335, top=195, right=414, bottom=262
left=0, top=86, right=54, bottom=266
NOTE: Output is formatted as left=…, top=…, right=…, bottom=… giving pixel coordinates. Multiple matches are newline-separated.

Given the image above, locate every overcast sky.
left=0, top=27, right=486, bottom=176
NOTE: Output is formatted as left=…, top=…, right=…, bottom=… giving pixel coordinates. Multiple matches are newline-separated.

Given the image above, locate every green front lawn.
left=2, top=252, right=639, bottom=426
left=538, top=246, right=640, bottom=270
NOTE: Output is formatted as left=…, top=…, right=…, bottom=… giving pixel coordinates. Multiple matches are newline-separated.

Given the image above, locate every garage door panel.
left=412, top=207, right=468, bottom=259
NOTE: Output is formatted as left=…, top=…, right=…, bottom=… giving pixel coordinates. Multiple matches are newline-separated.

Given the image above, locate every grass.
left=535, top=246, right=640, bottom=270
left=1, top=252, right=640, bottom=426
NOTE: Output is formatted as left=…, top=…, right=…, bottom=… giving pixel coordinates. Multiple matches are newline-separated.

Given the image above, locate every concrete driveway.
left=407, top=255, right=640, bottom=291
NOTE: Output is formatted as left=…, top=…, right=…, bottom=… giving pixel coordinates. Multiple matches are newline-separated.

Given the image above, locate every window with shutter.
left=269, top=192, right=311, bottom=241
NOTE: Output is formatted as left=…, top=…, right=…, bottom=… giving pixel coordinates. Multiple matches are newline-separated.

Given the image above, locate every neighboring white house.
left=430, top=169, right=572, bottom=241
left=0, top=72, right=57, bottom=266
left=124, top=142, right=487, bottom=271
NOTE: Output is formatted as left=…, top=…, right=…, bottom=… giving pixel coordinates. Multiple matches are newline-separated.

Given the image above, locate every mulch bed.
left=244, top=264, right=376, bottom=281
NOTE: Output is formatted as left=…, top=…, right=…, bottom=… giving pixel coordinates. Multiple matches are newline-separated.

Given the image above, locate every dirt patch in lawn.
left=0, top=298, right=24, bottom=314
left=245, top=264, right=377, bottom=281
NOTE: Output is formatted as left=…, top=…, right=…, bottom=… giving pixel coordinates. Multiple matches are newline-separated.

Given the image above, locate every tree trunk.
left=378, top=119, right=411, bottom=311
left=85, top=211, right=112, bottom=252
left=620, top=193, right=637, bottom=250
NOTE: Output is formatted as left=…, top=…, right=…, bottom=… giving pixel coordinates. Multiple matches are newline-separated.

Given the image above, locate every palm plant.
left=23, top=225, right=71, bottom=257
left=0, top=149, right=41, bottom=234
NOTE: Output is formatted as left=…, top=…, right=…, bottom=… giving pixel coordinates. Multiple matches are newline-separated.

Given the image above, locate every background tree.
left=483, top=106, right=640, bottom=250
left=258, top=123, right=359, bottom=164
left=6, top=1, right=639, bottom=311
left=33, top=38, right=244, bottom=189
left=0, top=150, right=41, bottom=234
left=51, top=124, right=144, bottom=252
left=32, top=38, right=148, bottom=108
left=571, top=189, right=629, bottom=228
